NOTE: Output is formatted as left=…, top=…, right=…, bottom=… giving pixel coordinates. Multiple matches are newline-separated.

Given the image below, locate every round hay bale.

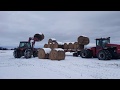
left=38, top=48, right=51, bottom=59
left=73, top=42, right=78, bottom=49
left=52, top=42, right=58, bottom=48
left=48, top=39, right=53, bottom=44
left=49, top=48, right=65, bottom=60
left=77, top=36, right=84, bottom=44
left=77, top=36, right=89, bottom=45
left=68, top=43, right=74, bottom=49
left=64, top=43, right=68, bottom=49
left=58, top=51, right=65, bottom=60
left=48, top=38, right=57, bottom=43
left=82, top=37, right=90, bottom=45
left=49, top=49, right=58, bottom=60
left=42, top=34, right=44, bottom=39
left=44, top=44, right=48, bottom=48
left=48, top=43, right=53, bottom=48
left=34, top=33, right=44, bottom=41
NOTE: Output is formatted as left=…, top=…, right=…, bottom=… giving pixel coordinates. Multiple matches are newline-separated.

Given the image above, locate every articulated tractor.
left=79, top=37, right=120, bottom=60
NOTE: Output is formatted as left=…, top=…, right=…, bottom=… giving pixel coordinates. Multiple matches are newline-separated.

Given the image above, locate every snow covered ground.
left=0, top=50, right=120, bottom=79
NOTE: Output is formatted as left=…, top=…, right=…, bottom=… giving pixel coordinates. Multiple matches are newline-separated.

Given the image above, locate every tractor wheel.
left=97, top=50, right=112, bottom=60
left=24, top=49, right=32, bottom=59
left=13, top=50, right=21, bottom=58
left=33, top=50, right=38, bottom=57
left=73, top=52, right=78, bottom=57
left=80, top=49, right=92, bottom=58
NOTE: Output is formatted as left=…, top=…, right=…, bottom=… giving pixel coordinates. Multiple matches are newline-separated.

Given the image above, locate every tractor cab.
left=19, top=41, right=31, bottom=48
left=96, top=37, right=110, bottom=48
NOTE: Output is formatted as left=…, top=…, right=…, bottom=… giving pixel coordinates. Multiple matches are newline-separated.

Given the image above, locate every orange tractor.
left=74, top=37, right=120, bottom=60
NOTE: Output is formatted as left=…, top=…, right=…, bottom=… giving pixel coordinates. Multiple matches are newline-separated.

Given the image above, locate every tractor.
left=73, top=37, right=120, bottom=60
left=13, top=33, right=44, bottom=59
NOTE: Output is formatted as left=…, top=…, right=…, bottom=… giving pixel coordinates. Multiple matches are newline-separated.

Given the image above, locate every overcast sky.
left=0, top=11, right=120, bottom=48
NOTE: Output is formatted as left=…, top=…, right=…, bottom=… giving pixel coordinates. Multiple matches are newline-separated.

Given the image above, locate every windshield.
left=19, top=42, right=31, bottom=48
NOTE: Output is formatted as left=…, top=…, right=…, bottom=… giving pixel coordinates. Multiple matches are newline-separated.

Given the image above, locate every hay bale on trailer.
left=48, top=43, right=53, bottom=49
left=38, top=48, right=51, bottom=59
left=44, top=44, right=48, bottom=48
left=48, top=38, right=57, bottom=44
left=68, top=42, right=74, bottom=49
left=77, top=35, right=90, bottom=45
left=64, top=43, right=68, bottom=49
left=73, top=42, right=79, bottom=49
left=49, top=48, right=65, bottom=60
left=52, top=42, right=64, bottom=49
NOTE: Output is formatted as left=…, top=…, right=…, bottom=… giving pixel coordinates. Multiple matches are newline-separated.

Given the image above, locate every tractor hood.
left=106, top=43, right=120, bottom=47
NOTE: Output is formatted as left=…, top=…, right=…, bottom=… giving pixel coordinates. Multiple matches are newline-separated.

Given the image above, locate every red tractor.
left=13, top=33, right=44, bottom=59
left=74, top=37, right=120, bottom=60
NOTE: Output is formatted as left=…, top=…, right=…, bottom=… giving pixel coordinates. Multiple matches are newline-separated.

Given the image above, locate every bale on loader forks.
left=13, top=33, right=44, bottom=59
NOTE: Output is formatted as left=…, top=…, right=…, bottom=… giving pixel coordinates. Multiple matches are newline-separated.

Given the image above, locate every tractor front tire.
left=80, top=49, right=92, bottom=58
left=13, top=50, right=21, bottom=58
left=24, top=49, right=32, bottom=59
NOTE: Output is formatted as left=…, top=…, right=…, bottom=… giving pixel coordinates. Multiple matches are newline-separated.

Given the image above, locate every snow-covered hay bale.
left=38, top=48, right=51, bottom=59
left=77, top=35, right=89, bottom=45
left=52, top=42, right=64, bottom=49
left=49, top=48, right=65, bottom=60
left=34, top=33, right=44, bottom=41
left=48, top=43, right=53, bottom=48
left=48, top=38, right=57, bottom=44
left=44, top=44, right=48, bottom=48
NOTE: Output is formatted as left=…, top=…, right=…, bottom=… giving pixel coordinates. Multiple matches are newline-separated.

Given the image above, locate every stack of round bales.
left=34, top=33, right=44, bottom=41
left=77, top=35, right=90, bottom=45
left=49, top=48, right=65, bottom=60
left=38, top=48, right=51, bottom=59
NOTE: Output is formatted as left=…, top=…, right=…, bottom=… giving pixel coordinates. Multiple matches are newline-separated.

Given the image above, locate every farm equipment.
left=13, top=33, right=44, bottom=59
left=73, top=37, right=120, bottom=60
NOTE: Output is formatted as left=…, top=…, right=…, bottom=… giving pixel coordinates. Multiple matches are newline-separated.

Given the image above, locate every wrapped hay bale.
left=34, top=33, right=44, bottom=41
left=38, top=48, right=51, bottom=59
left=77, top=35, right=89, bottom=45
left=49, top=48, right=65, bottom=60
left=44, top=44, right=48, bottom=48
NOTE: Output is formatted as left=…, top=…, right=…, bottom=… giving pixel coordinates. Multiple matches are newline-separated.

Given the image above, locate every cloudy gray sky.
left=0, top=11, right=120, bottom=48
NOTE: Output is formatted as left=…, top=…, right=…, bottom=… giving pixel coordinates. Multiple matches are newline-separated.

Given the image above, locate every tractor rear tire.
left=80, top=49, right=92, bottom=58
left=24, top=49, right=32, bottom=59
left=97, top=50, right=112, bottom=60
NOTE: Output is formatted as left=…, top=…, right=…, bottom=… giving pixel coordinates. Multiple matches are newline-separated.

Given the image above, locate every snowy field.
left=0, top=50, right=120, bottom=79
